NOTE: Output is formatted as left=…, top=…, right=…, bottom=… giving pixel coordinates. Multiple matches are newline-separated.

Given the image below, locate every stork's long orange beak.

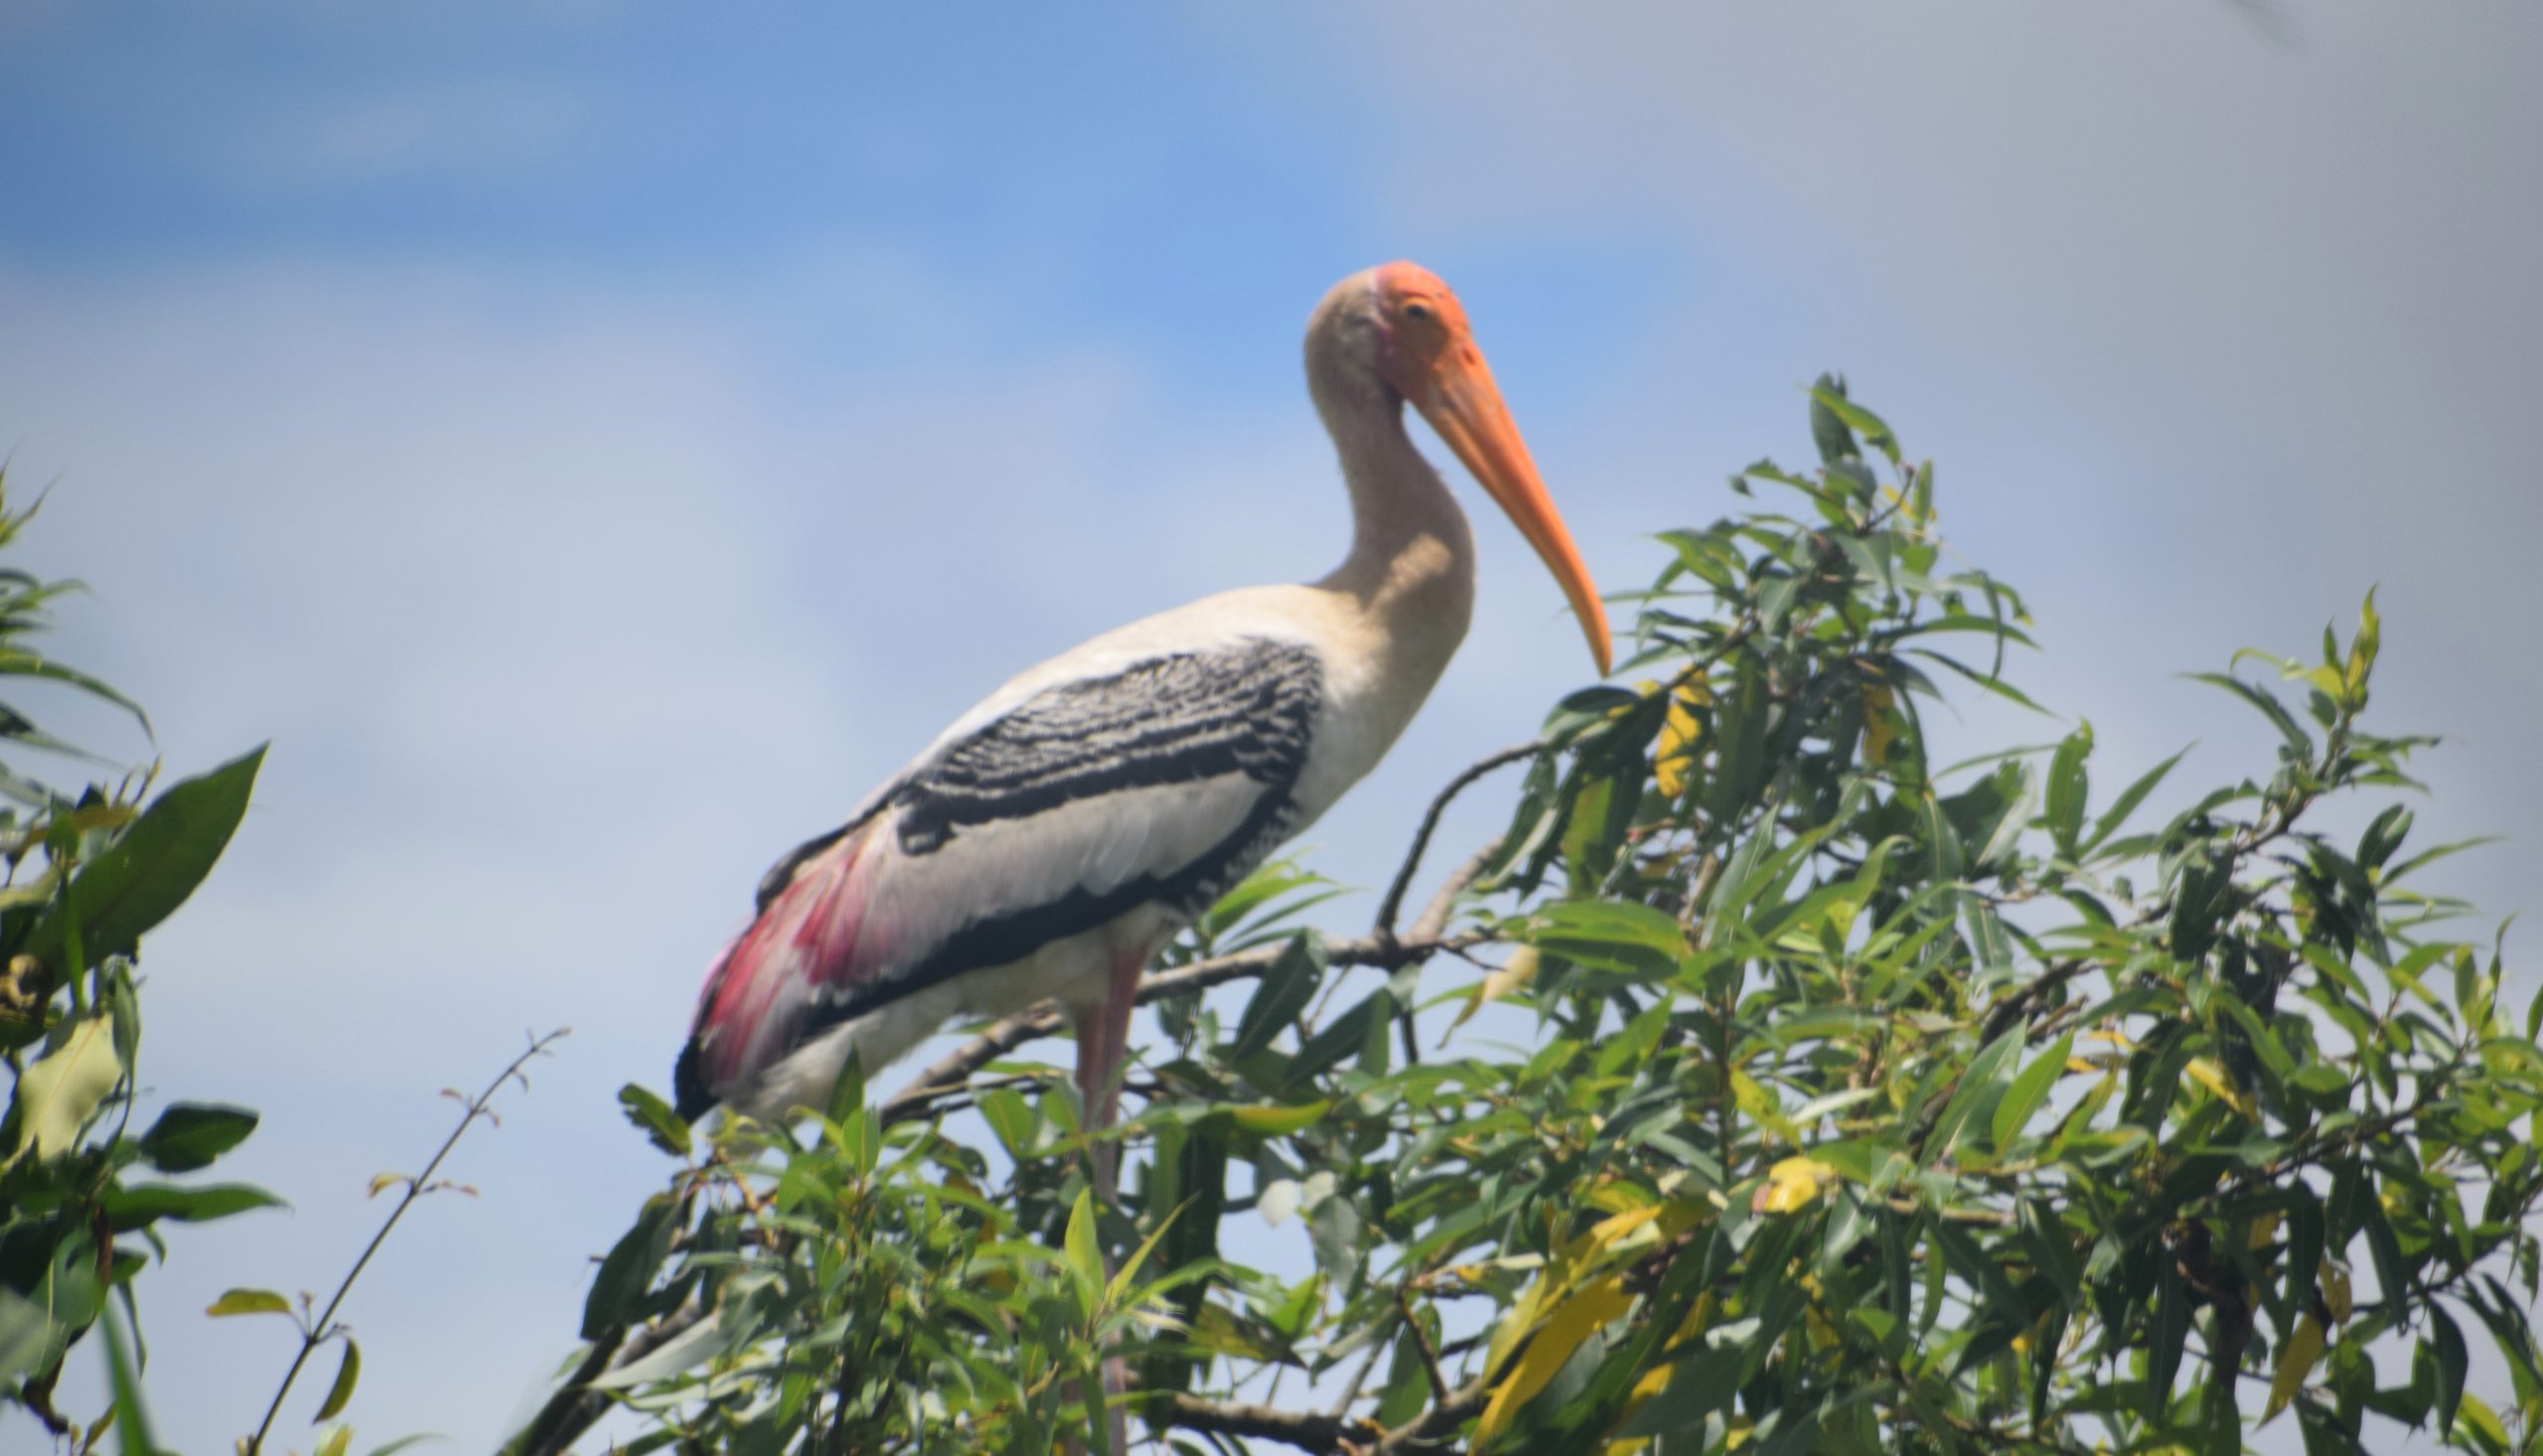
left=1413, top=351, right=1613, bottom=675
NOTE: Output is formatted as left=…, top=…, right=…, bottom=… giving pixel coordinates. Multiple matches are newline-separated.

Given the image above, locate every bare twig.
left=1409, top=837, right=1502, bottom=945
left=1148, top=1392, right=1375, bottom=1452
left=247, top=1028, right=567, bottom=1455
left=1372, top=740, right=1543, bottom=940
left=1375, top=1378, right=1490, bottom=1454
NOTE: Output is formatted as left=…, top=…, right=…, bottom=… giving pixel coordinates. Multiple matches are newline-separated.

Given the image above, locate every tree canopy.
left=513, top=383, right=2543, bottom=1455
left=5, top=385, right=2538, bottom=1455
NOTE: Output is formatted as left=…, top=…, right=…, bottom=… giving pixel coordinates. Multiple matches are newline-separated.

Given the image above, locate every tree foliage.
left=517, top=383, right=2528, bottom=1453
left=0, top=477, right=273, bottom=1440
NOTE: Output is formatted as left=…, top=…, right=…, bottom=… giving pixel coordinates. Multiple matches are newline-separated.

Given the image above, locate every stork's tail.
left=673, top=821, right=883, bottom=1123
left=673, top=1035, right=714, bottom=1123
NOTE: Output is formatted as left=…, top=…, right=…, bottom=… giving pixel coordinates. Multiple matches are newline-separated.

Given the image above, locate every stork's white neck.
left=1306, top=377, right=1477, bottom=703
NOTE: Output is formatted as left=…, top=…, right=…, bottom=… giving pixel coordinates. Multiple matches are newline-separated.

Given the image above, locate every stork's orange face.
left=1371, top=261, right=1612, bottom=675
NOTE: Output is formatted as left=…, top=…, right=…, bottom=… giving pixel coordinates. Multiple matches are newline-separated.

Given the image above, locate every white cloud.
left=224, top=76, right=601, bottom=188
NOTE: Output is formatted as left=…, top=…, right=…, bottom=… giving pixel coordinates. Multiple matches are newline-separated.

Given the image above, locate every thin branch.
left=1409, top=837, right=1501, bottom=944
left=1148, top=1392, right=1372, bottom=1453
left=1975, top=956, right=2096, bottom=1047
left=1374, top=1378, right=1490, bottom=1454
left=1371, top=740, right=1544, bottom=939
left=248, top=1028, right=568, bottom=1455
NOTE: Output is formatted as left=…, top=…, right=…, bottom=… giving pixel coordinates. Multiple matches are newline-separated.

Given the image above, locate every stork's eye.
left=1404, top=302, right=1432, bottom=322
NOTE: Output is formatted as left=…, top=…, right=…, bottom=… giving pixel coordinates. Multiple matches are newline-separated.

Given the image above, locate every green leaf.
left=20, top=745, right=266, bottom=967
left=2185, top=672, right=2311, bottom=759
left=316, top=1337, right=363, bottom=1421
left=1562, top=770, right=1631, bottom=894
left=138, top=1101, right=259, bottom=1173
left=2148, top=1253, right=2188, bottom=1418
left=1231, top=936, right=1322, bottom=1058
left=2284, top=1198, right=2323, bottom=1337
left=7, top=1011, right=121, bottom=1164
left=0, top=649, right=151, bottom=741
left=0, top=1286, right=60, bottom=1383
left=1808, top=380, right=1897, bottom=462
left=977, top=1088, right=1038, bottom=1155
left=2082, top=746, right=2189, bottom=855
left=1912, top=650, right=2051, bottom=715
left=2363, top=1202, right=2411, bottom=1318
left=1280, top=988, right=1393, bottom=1091
left=1520, top=898, right=1690, bottom=966
left=2044, top=724, right=2092, bottom=854
left=1808, top=375, right=1863, bottom=464
left=1064, top=1189, right=1103, bottom=1312
left=1926, top=1026, right=2025, bottom=1161
left=1225, top=1100, right=1329, bottom=1136
left=1307, top=1189, right=1364, bottom=1289
left=98, top=1302, right=165, bottom=1456
left=1993, top=1032, right=2074, bottom=1151
left=2169, top=847, right=2233, bottom=963
left=206, top=1288, right=293, bottom=1318
left=2430, top=1302, right=2468, bottom=1436
left=616, top=1084, right=689, bottom=1158
left=101, top=1180, right=286, bottom=1230
left=581, top=1195, right=678, bottom=1338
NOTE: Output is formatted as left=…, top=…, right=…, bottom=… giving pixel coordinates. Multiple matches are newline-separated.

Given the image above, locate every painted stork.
left=674, top=262, right=1610, bottom=1186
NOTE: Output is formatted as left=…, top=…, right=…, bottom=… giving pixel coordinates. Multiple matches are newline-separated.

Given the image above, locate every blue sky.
left=4, top=3, right=2539, bottom=1449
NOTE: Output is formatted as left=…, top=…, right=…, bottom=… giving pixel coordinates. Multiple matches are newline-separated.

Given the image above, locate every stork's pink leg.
left=1075, top=953, right=1144, bottom=1199
left=1065, top=952, right=1146, bottom=1452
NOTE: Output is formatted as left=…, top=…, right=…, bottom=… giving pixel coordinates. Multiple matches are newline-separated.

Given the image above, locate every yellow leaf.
left=9, top=1015, right=121, bottom=1165
left=2319, top=1260, right=2352, bottom=1324
left=1605, top=1359, right=1681, bottom=1451
left=1579, top=1204, right=1666, bottom=1260
left=2185, top=1057, right=2258, bottom=1120
left=1473, top=1275, right=1635, bottom=1449
left=1582, top=1180, right=1650, bottom=1218
left=2455, top=1390, right=2508, bottom=1447
left=1674, top=1290, right=1716, bottom=1350
left=1861, top=683, right=1897, bottom=768
left=1649, top=679, right=1708, bottom=798
left=1729, top=1070, right=1800, bottom=1146
left=205, top=1288, right=293, bottom=1318
left=1626, top=1362, right=1675, bottom=1404
left=368, top=1173, right=410, bottom=1199
left=1228, top=1100, right=1331, bottom=1135
left=2263, top=1312, right=2325, bottom=1424
left=1753, top=1156, right=1837, bottom=1214
left=2247, top=1212, right=2282, bottom=1250
left=1448, top=946, right=1541, bottom=1034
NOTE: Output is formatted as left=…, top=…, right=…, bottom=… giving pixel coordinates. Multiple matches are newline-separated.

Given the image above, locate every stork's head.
left=1314, top=261, right=1612, bottom=675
